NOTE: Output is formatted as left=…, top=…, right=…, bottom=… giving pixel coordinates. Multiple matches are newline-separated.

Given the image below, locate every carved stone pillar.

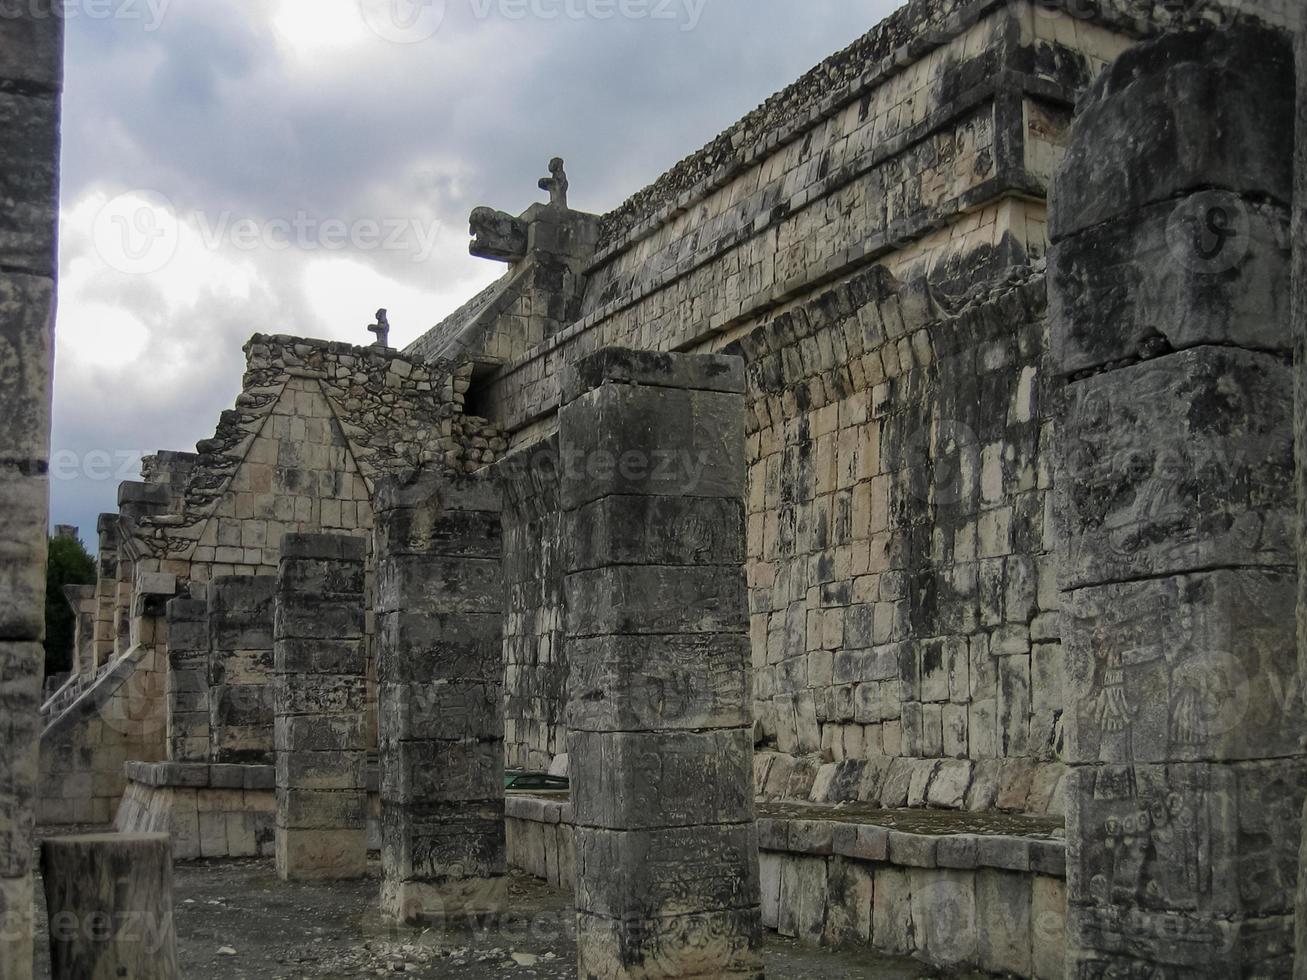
left=165, top=596, right=209, bottom=762
left=1050, top=24, right=1305, bottom=977
left=0, top=2, right=62, bottom=975
left=207, top=576, right=276, bottom=764
left=274, top=534, right=368, bottom=881
left=374, top=469, right=506, bottom=922
left=560, top=348, right=763, bottom=980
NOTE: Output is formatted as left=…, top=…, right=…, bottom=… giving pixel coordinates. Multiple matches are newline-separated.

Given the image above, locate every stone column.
left=207, top=576, right=276, bottom=764
left=374, top=469, right=506, bottom=922
left=165, top=596, right=210, bottom=763
left=92, top=514, right=118, bottom=670
left=559, top=348, right=763, bottom=980
left=274, top=534, right=368, bottom=880
left=0, top=2, right=62, bottom=976
left=1294, top=19, right=1307, bottom=980
left=1050, top=24, right=1305, bottom=978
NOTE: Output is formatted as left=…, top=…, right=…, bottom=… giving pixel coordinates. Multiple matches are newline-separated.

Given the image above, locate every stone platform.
left=114, top=761, right=382, bottom=860
left=506, top=795, right=1066, bottom=979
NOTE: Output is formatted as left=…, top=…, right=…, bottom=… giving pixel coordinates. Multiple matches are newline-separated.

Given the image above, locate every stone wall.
left=0, top=1, right=61, bottom=975
left=404, top=0, right=1148, bottom=788
left=40, top=335, right=505, bottom=824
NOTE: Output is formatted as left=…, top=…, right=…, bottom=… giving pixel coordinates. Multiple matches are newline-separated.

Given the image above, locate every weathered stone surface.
left=1049, top=196, right=1292, bottom=376
left=274, top=535, right=367, bottom=881
left=1058, top=347, right=1293, bottom=589
left=576, top=908, right=763, bottom=980
left=558, top=382, right=746, bottom=509
left=0, top=0, right=63, bottom=90
left=575, top=824, right=760, bottom=919
left=567, top=494, right=745, bottom=571
left=566, top=565, right=746, bottom=638
left=563, top=347, right=746, bottom=402
left=0, top=91, right=59, bottom=275
left=1064, top=570, right=1300, bottom=765
left=563, top=349, right=761, bottom=978
left=0, top=274, right=54, bottom=464
left=566, top=633, right=750, bottom=733
left=0, top=467, right=47, bottom=641
left=570, top=729, right=754, bottom=830
left=375, top=469, right=507, bottom=920
left=1050, top=23, right=1294, bottom=240
left=0, top=873, right=34, bottom=979
left=0, top=643, right=41, bottom=880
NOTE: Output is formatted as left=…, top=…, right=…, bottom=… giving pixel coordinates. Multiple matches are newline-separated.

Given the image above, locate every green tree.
left=44, top=535, right=96, bottom=677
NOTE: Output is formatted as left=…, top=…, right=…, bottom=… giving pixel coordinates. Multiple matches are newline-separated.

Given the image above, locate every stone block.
left=1066, top=759, right=1307, bottom=930
left=822, top=857, right=873, bottom=946
left=275, top=715, right=367, bottom=754
left=273, top=596, right=365, bottom=642
left=275, top=556, right=365, bottom=599
left=272, top=674, right=365, bottom=718
left=375, top=555, right=502, bottom=615
left=567, top=494, right=745, bottom=571
left=275, top=751, right=365, bottom=792
left=777, top=855, right=828, bottom=943
left=0, top=468, right=47, bottom=641
left=976, top=869, right=1032, bottom=977
left=910, top=869, right=978, bottom=968
left=279, top=533, right=367, bottom=563
left=275, top=827, right=367, bottom=881
left=275, top=636, right=366, bottom=676
left=1049, top=197, right=1291, bottom=376
left=872, top=867, right=913, bottom=955
left=376, top=611, right=500, bottom=685
left=559, top=384, right=745, bottom=509
left=1063, top=569, right=1299, bottom=765
left=0, top=0, right=63, bottom=90
left=575, top=907, right=763, bottom=980
left=383, top=672, right=502, bottom=739
left=1032, top=875, right=1067, bottom=980
left=562, top=347, right=746, bottom=403
left=0, top=643, right=40, bottom=878
left=277, top=788, right=366, bottom=830
left=566, top=633, right=750, bottom=733
left=0, top=92, right=59, bottom=275
left=1058, top=348, right=1292, bottom=589
left=565, top=565, right=746, bottom=637
left=380, top=876, right=508, bottom=924
left=570, top=729, right=754, bottom=830
left=0, top=273, right=53, bottom=463
left=1050, top=24, right=1293, bottom=240
left=574, top=824, right=760, bottom=919
left=378, top=738, right=502, bottom=805
left=0, top=873, right=34, bottom=979
left=380, top=802, right=505, bottom=881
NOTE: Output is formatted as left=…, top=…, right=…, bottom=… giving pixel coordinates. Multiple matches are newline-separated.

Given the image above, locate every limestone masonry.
left=4, top=0, right=1307, bottom=978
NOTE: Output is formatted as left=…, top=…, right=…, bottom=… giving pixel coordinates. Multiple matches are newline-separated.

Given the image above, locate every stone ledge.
left=504, top=793, right=1064, bottom=879
left=124, top=760, right=381, bottom=794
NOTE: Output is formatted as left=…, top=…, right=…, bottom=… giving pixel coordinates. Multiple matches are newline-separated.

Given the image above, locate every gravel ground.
left=30, top=858, right=989, bottom=979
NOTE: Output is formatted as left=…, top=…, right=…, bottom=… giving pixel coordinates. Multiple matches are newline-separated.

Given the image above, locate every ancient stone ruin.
left=4, top=0, right=1307, bottom=977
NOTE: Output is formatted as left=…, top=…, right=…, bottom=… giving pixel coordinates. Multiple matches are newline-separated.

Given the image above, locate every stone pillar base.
left=379, top=877, right=508, bottom=925
left=274, top=828, right=368, bottom=881
left=577, top=910, right=765, bottom=980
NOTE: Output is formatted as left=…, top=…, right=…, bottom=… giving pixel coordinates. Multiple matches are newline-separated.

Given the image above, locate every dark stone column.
left=1050, top=24, right=1305, bottom=978
left=1293, top=19, right=1307, bottom=980
left=164, top=596, right=209, bottom=762
left=374, top=469, right=506, bottom=923
left=559, top=349, right=763, bottom=980
left=274, top=534, right=368, bottom=881
left=0, top=2, right=62, bottom=975
left=207, top=576, right=276, bottom=764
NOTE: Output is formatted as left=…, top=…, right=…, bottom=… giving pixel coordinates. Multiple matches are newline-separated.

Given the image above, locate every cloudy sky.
left=51, top=0, right=900, bottom=541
